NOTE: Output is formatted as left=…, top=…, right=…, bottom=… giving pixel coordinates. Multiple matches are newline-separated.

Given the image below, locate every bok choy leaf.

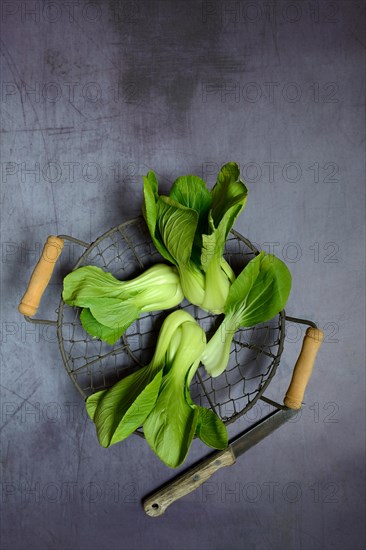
left=85, top=310, right=195, bottom=447
left=85, top=309, right=228, bottom=467
left=143, top=316, right=227, bottom=468
left=201, top=251, right=292, bottom=377
left=142, top=162, right=248, bottom=313
left=62, top=263, right=184, bottom=344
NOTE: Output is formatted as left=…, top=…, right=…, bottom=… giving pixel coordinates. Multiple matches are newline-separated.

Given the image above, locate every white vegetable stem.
left=200, top=311, right=239, bottom=378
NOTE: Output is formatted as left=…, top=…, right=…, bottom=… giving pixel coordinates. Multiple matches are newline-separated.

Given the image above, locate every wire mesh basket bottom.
left=58, top=218, right=284, bottom=425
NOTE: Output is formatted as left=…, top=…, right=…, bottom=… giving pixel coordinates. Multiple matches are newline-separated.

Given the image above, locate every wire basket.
left=56, top=217, right=285, bottom=425
left=18, top=216, right=324, bottom=516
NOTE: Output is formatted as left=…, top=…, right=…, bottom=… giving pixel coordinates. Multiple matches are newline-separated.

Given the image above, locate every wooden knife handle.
left=143, top=447, right=236, bottom=517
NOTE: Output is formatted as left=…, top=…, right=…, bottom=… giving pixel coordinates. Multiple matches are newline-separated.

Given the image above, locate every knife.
left=143, top=406, right=299, bottom=517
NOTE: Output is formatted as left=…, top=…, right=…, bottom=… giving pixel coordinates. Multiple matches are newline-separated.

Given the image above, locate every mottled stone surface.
left=0, top=1, right=364, bottom=549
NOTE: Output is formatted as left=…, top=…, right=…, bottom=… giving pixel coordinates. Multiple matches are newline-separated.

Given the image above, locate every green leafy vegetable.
left=86, top=308, right=228, bottom=467
left=143, top=317, right=227, bottom=468
left=143, top=321, right=204, bottom=468
left=62, top=263, right=184, bottom=344
left=143, top=162, right=248, bottom=313
left=87, top=368, right=163, bottom=447
left=195, top=407, right=228, bottom=449
left=85, top=309, right=195, bottom=447
left=79, top=308, right=126, bottom=344
left=201, top=251, right=292, bottom=377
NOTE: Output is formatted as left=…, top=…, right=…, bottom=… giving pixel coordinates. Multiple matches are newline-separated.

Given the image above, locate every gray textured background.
left=0, top=1, right=365, bottom=549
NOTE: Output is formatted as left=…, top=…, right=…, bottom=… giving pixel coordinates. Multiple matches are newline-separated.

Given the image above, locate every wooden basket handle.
left=18, top=236, right=64, bottom=316
left=284, top=327, right=324, bottom=409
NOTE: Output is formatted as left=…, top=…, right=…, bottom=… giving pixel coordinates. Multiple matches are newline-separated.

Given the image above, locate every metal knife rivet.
left=193, top=474, right=200, bottom=481
left=215, top=460, right=221, bottom=466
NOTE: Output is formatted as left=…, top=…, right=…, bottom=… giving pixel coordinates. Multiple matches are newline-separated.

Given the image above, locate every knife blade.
left=231, top=406, right=298, bottom=458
